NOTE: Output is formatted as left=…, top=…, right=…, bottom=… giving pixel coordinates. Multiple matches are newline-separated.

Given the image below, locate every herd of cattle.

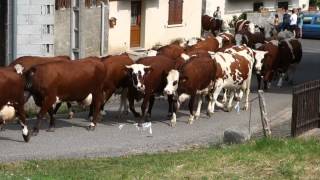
left=0, top=18, right=302, bottom=142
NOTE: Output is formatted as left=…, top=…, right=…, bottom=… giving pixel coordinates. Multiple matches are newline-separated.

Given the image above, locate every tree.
left=310, top=0, right=320, bottom=8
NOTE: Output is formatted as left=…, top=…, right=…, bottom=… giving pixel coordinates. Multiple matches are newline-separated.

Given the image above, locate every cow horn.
left=125, top=65, right=133, bottom=69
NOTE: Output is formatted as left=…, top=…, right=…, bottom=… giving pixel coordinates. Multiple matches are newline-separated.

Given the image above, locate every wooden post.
left=258, top=90, right=271, bottom=137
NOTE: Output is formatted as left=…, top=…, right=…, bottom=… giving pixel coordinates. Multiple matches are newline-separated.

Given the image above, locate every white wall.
left=108, top=1, right=131, bottom=54
left=108, top=0, right=202, bottom=53
left=143, top=0, right=202, bottom=49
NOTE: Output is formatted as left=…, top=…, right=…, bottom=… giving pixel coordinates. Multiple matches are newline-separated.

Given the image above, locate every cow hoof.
left=87, top=125, right=95, bottom=131
left=207, top=112, right=214, bottom=117
left=22, top=133, right=31, bottom=142
left=170, top=122, right=176, bottom=127
left=46, top=127, right=55, bottom=132
left=188, top=120, right=194, bottom=125
left=195, top=115, right=200, bottom=120
left=31, top=129, right=39, bottom=136
left=223, top=107, right=232, bottom=112
left=68, top=112, right=74, bottom=119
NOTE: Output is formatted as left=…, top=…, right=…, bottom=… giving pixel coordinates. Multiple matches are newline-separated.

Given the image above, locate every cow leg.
left=170, top=99, right=178, bottom=127
left=47, top=107, right=56, bottom=132
left=146, top=95, right=155, bottom=121
left=167, top=95, right=173, bottom=118
left=277, top=73, right=285, bottom=87
left=140, top=94, right=151, bottom=124
left=128, top=88, right=140, bottom=118
left=88, top=92, right=103, bottom=131
left=53, top=102, right=62, bottom=115
left=117, top=88, right=129, bottom=118
left=15, top=104, right=30, bottom=142
left=33, top=95, right=56, bottom=136
left=225, top=90, right=235, bottom=112
left=188, top=95, right=196, bottom=124
left=221, top=89, right=228, bottom=104
left=67, top=102, right=74, bottom=119
left=257, top=74, right=262, bottom=90
left=194, top=94, right=203, bottom=120
left=210, top=80, right=224, bottom=114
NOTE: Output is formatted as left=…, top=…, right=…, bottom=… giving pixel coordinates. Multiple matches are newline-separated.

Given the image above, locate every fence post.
left=258, top=90, right=271, bottom=137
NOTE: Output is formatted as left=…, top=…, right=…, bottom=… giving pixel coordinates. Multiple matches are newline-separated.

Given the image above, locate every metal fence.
left=292, top=80, right=320, bottom=136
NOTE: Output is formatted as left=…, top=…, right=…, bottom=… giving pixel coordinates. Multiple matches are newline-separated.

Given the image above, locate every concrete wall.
left=108, top=0, right=202, bottom=53
left=16, top=0, right=55, bottom=58
left=54, top=8, right=70, bottom=56
left=54, top=0, right=108, bottom=58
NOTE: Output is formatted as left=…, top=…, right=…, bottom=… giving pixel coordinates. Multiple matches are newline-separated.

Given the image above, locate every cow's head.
left=253, top=50, right=268, bottom=74
left=126, top=64, right=151, bottom=92
left=164, top=70, right=180, bottom=95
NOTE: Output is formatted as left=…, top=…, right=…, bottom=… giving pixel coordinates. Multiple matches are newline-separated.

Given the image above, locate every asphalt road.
left=0, top=39, right=319, bottom=162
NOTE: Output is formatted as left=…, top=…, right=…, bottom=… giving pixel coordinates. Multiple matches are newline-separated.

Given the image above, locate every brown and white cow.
left=9, top=56, right=75, bottom=118
left=164, top=57, right=217, bottom=126
left=100, top=54, right=134, bottom=117
left=276, top=38, right=302, bottom=87
left=0, top=66, right=30, bottom=142
left=202, top=15, right=223, bottom=34
left=235, top=29, right=266, bottom=48
left=23, top=57, right=105, bottom=135
left=156, top=41, right=185, bottom=60
left=256, top=40, right=280, bottom=90
left=212, top=46, right=268, bottom=111
left=185, top=36, right=222, bottom=53
left=126, top=55, right=176, bottom=123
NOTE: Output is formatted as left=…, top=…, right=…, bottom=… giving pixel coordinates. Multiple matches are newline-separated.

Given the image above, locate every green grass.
left=1, top=138, right=320, bottom=179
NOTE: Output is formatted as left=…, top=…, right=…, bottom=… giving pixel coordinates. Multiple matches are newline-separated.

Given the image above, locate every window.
left=278, top=2, right=289, bottom=10
left=315, top=17, right=320, bottom=25
left=168, top=0, right=183, bottom=25
left=253, top=2, right=263, bottom=12
left=303, top=17, right=313, bottom=24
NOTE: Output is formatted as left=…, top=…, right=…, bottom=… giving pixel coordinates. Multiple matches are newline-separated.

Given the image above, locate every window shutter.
left=175, top=0, right=183, bottom=24
left=168, top=0, right=183, bottom=25
left=168, top=0, right=175, bottom=25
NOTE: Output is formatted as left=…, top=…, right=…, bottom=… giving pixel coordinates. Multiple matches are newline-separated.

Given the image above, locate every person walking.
left=274, top=14, right=280, bottom=31
left=290, top=8, right=298, bottom=36
left=282, top=8, right=291, bottom=31
left=213, top=6, right=221, bottom=19
left=297, top=8, right=304, bottom=38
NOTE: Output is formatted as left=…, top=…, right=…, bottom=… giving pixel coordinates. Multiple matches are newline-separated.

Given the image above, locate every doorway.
left=0, top=0, right=7, bottom=66
left=130, top=1, right=141, bottom=47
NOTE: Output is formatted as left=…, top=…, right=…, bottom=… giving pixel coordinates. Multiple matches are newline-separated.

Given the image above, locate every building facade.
left=108, top=0, right=202, bottom=53
left=0, top=0, right=202, bottom=65
left=204, top=0, right=310, bottom=20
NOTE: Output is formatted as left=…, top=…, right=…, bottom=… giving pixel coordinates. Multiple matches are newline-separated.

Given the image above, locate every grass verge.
left=1, top=138, right=320, bottom=179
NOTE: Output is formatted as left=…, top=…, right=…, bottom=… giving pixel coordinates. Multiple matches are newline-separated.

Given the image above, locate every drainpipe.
left=11, top=0, right=17, bottom=62
left=100, top=1, right=105, bottom=56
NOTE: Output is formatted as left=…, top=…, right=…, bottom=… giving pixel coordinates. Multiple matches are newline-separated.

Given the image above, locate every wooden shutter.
left=168, top=0, right=183, bottom=25
left=175, top=0, right=183, bottom=24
